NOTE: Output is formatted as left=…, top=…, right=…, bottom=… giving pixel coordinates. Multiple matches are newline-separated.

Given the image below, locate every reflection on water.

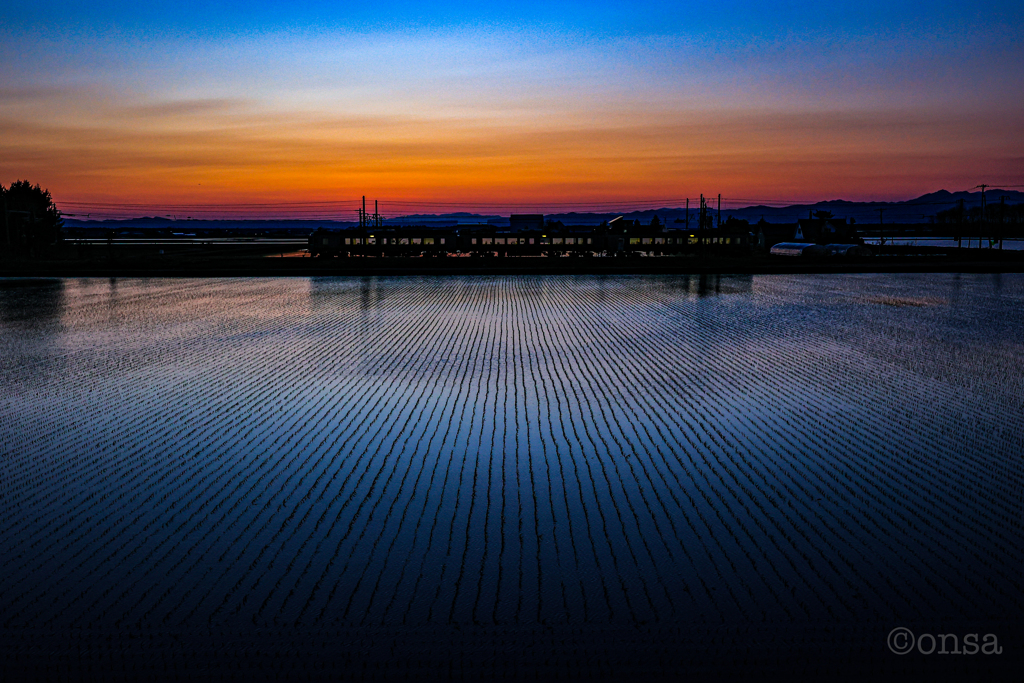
left=1, top=274, right=1022, bottom=651
left=0, top=278, right=65, bottom=324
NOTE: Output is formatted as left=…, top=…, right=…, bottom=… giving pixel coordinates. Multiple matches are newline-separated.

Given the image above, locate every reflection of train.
left=308, top=222, right=756, bottom=258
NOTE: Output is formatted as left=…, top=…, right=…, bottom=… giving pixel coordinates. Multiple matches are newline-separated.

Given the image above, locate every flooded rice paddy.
left=1, top=273, right=1022, bottom=677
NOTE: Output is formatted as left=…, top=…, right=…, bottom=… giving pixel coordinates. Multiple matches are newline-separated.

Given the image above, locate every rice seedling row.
left=2, top=274, right=1021, bottom=632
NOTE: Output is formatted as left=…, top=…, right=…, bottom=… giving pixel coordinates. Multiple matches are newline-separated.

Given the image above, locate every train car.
left=309, top=223, right=755, bottom=258
left=308, top=229, right=345, bottom=257
left=462, top=230, right=543, bottom=257
left=309, top=227, right=457, bottom=257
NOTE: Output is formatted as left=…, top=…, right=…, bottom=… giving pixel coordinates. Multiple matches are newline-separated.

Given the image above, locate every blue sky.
left=2, top=1, right=1022, bottom=211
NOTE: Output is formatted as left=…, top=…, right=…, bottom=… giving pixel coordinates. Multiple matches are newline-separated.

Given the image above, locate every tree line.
left=2, top=180, right=63, bottom=256
left=935, top=201, right=1024, bottom=225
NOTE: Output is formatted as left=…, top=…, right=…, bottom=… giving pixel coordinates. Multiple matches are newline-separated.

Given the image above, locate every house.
left=795, top=216, right=858, bottom=244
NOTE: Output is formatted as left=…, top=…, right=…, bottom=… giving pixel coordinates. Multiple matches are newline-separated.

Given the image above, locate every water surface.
left=1, top=274, right=1021, bottom=675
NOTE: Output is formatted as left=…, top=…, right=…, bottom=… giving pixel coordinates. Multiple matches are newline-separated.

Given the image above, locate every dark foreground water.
left=1, top=274, right=1022, bottom=680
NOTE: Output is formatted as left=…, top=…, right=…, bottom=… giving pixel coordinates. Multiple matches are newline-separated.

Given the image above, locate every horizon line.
left=53, top=188, right=1024, bottom=222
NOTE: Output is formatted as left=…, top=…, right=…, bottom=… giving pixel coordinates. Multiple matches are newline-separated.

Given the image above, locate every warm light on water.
left=1, top=273, right=1022, bottom=674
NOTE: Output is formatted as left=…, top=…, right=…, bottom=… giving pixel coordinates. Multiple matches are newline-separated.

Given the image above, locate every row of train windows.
left=627, top=237, right=740, bottom=245
left=325, top=235, right=744, bottom=247
left=341, top=237, right=444, bottom=245
left=546, top=238, right=592, bottom=245
left=471, top=237, right=595, bottom=245
left=473, top=237, right=536, bottom=245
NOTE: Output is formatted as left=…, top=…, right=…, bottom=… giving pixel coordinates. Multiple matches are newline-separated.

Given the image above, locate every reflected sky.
left=1, top=274, right=1022, bottom=635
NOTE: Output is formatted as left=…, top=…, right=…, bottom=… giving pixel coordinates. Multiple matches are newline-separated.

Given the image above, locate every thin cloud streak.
left=3, top=84, right=1019, bottom=208
left=2, top=11, right=1022, bottom=209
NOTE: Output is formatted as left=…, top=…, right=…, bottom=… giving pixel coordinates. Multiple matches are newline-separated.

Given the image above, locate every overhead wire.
left=55, top=188, right=1022, bottom=220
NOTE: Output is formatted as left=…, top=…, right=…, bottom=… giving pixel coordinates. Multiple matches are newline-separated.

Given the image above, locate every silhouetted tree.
left=2, top=180, right=63, bottom=256
left=650, top=215, right=661, bottom=228
left=935, top=205, right=964, bottom=225
left=812, top=210, right=834, bottom=220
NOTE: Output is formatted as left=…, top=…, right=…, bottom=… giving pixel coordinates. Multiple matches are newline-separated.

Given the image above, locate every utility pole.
left=957, top=198, right=964, bottom=249
left=975, top=184, right=989, bottom=249
left=699, top=194, right=705, bottom=250
left=685, top=198, right=689, bottom=231
left=876, top=208, right=885, bottom=247
left=1000, top=196, right=1008, bottom=249
left=717, top=194, right=721, bottom=228
left=3, top=194, right=9, bottom=249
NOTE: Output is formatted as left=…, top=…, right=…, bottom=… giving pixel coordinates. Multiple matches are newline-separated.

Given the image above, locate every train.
left=308, top=222, right=756, bottom=258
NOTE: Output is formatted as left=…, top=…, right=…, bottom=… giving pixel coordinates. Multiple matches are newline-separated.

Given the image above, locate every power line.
left=58, top=195, right=1008, bottom=212
left=55, top=188, right=1022, bottom=220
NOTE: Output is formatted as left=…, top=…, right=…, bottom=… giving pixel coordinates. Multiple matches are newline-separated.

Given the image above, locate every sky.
left=1, top=1, right=1023, bottom=217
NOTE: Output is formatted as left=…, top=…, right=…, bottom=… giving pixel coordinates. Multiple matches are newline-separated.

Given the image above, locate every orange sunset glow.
left=2, top=2, right=1022, bottom=216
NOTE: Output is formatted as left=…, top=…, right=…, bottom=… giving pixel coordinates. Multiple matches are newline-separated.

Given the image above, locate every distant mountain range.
left=537, top=189, right=1024, bottom=226
left=62, top=189, right=1023, bottom=230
